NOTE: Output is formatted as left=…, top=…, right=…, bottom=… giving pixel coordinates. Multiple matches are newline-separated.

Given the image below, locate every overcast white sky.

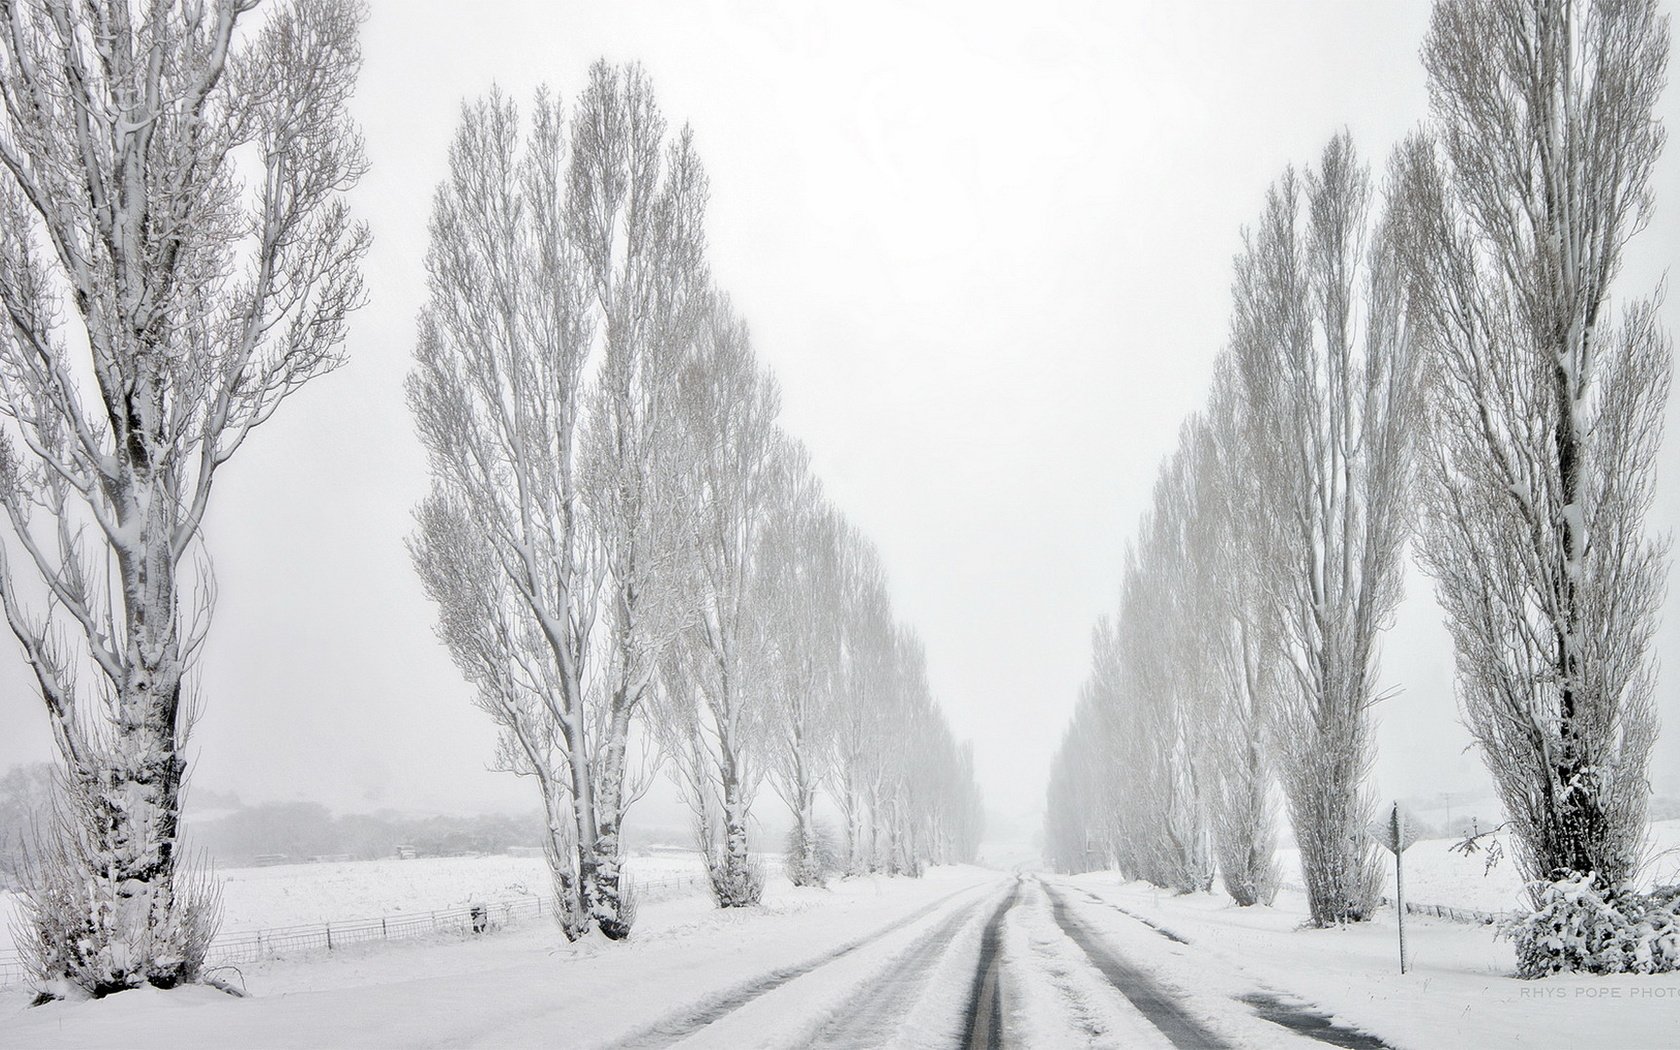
left=3, top=1, right=1678, bottom=842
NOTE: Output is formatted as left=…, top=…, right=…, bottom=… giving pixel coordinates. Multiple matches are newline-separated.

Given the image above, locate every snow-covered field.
left=1279, top=818, right=1680, bottom=915
left=1, top=850, right=714, bottom=961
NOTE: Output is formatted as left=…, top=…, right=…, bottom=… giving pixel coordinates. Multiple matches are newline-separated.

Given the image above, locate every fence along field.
left=0, top=854, right=1513, bottom=990
left=0, top=868, right=706, bottom=990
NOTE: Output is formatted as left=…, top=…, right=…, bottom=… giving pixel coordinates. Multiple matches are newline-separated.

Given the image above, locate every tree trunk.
left=791, top=789, right=820, bottom=886
left=716, top=762, right=754, bottom=906
left=586, top=711, right=636, bottom=939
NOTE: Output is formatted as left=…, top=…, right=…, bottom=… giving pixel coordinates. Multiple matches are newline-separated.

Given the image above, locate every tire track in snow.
left=605, top=880, right=994, bottom=1049
left=801, top=883, right=1006, bottom=1048
left=1073, top=889, right=1188, bottom=944
left=962, top=877, right=1021, bottom=1050
left=1041, top=880, right=1232, bottom=1050
left=1059, top=881, right=1398, bottom=1049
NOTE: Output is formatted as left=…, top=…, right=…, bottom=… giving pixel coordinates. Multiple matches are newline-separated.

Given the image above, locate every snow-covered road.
left=8, top=864, right=1673, bottom=1047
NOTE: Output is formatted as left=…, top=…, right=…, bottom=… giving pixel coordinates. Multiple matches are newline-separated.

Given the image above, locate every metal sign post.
left=1392, top=805, right=1407, bottom=974
left=1367, top=800, right=1416, bottom=974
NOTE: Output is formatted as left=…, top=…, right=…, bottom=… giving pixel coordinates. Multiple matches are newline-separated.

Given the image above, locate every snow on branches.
left=0, top=0, right=368, bottom=995
left=410, top=66, right=982, bottom=938
left=1399, top=0, right=1670, bottom=910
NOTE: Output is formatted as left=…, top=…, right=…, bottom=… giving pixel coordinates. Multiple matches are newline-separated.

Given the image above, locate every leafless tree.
left=828, top=523, right=895, bottom=874
left=0, top=0, right=366, bottom=994
left=1195, top=380, right=1282, bottom=907
left=760, top=442, right=842, bottom=886
left=409, top=86, right=599, bottom=938
left=1397, top=0, right=1670, bottom=900
left=656, top=296, right=779, bottom=907
left=1230, top=132, right=1421, bottom=925
left=1044, top=393, right=1282, bottom=902
left=874, top=626, right=932, bottom=876
left=572, top=60, right=709, bottom=934
left=411, top=62, right=705, bottom=941
left=1044, top=703, right=1100, bottom=875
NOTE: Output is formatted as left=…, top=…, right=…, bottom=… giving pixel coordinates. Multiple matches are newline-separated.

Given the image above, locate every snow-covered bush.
left=17, top=804, right=222, bottom=997
left=614, top=876, right=639, bottom=934
left=708, top=852, right=765, bottom=908
left=1501, top=874, right=1680, bottom=978
left=784, top=820, right=840, bottom=886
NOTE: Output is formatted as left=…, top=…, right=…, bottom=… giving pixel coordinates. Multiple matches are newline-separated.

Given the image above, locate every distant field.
left=1279, top=817, right=1680, bottom=914
left=1, top=849, right=721, bottom=965
left=7, top=820, right=1680, bottom=976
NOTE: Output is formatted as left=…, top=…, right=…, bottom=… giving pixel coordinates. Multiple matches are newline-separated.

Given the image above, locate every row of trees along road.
left=407, top=65, right=983, bottom=941
left=0, top=3, right=980, bottom=994
left=1046, top=0, right=1673, bottom=967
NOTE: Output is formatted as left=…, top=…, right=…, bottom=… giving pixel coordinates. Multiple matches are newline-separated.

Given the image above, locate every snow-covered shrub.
left=1501, top=873, right=1680, bottom=978
left=614, top=875, right=639, bottom=933
left=709, top=852, right=764, bottom=908
left=16, top=803, right=221, bottom=998
left=784, top=820, right=840, bottom=886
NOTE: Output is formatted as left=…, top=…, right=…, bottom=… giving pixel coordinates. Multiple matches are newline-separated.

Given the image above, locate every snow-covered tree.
left=572, top=61, right=709, bottom=933
left=805, top=518, right=979, bottom=878
left=760, top=443, right=842, bottom=886
left=828, top=523, right=896, bottom=874
left=1229, top=132, right=1421, bottom=925
left=411, top=63, right=705, bottom=941
left=656, top=296, right=779, bottom=907
left=1044, top=712, right=1097, bottom=875
left=1126, top=472, right=1217, bottom=893
left=1046, top=623, right=1142, bottom=880
left=409, top=87, right=600, bottom=939
left=0, top=0, right=367, bottom=994
left=871, top=627, right=928, bottom=875
left=945, top=740, right=986, bottom=865
left=1200, top=366, right=1282, bottom=907
left=1399, top=0, right=1670, bottom=901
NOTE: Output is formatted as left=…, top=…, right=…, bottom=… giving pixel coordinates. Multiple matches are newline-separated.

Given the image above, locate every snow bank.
left=1068, top=873, right=1680, bottom=1049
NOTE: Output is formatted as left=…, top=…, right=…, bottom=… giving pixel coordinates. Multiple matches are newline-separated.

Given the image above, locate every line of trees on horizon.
left=1045, top=0, right=1674, bottom=978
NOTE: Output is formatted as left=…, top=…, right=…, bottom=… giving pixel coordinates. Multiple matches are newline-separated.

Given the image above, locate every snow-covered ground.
left=0, top=865, right=1005, bottom=1049
left=1062, top=874, right=1680, bottom=1049
left=8, top=827, right=1680, bottom=1047
left=0, top=850, right=713, bottom=959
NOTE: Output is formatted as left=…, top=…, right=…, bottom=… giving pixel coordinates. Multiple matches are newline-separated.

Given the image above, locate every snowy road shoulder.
left=1065, top=874, right=1680, bottom=1050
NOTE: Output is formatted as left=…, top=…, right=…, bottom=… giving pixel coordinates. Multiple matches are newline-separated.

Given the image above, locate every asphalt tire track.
left=803, top=884, right=1004, bottom=1048
left=1057, top=881, right=1397, bottom=1049
left=1041, top=880, right=1232, bottom=1050
left=606, top=880, right=993, bottom=1049
left=963, top=877, right=1022, bottom=1050
left=1239, top=992, right=1396, bottom=1050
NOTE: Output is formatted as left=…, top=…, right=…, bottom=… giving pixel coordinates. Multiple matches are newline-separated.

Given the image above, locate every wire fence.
left=1402, top=900, right=1502, bottom=926
left=1277, top=878, right=1506, bottom=926
left=0, top=870, right=706, bottom=990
